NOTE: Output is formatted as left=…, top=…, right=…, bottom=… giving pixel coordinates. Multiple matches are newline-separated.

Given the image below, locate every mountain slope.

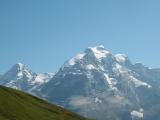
left=39, top=45, right=160, bottom=120
left=0, top=85, right=90, bottom=120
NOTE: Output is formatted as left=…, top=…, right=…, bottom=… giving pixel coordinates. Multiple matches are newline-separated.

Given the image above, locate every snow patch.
left=34, top=73, right=54, bottom=84
left=115, top=63, right=152, bottom=88
left=88, top=45, right=110, bottom=59
left=104, top=73, right=115, bottom=89
left=69, top=72, right=82, bottom=75
left=68, top=53, right=85, bottom=66
left=95, top=97, right=102, bottom=103
left=17, top=72, right=23, bottom=78
left=131, top=109, right=144, bottom=119
left=130, top=76, right=152, bottom=88
left=115, top=54, right=128, bottom=63
left=98, top=65, right=105, bottom=71
left=17, top=63, right=24, bottom=70
left=115, top=63, right=128, bottom=74
left=86, top=64, right=95, bottom=70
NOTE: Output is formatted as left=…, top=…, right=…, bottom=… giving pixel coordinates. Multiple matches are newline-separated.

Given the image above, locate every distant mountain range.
left=1, top=45, right=160, bottom=120
left=0, top=63, right=54, bottom=92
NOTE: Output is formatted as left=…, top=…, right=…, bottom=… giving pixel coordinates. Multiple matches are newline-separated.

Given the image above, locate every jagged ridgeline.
left=1, top=45, right=160, bottom=120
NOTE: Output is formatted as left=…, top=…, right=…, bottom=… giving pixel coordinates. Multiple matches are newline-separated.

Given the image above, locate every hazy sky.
left=0, top=0, right=160, bottom=73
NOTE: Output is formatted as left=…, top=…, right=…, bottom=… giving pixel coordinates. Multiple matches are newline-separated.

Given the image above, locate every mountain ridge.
left=1, top=45, right=160, bottom=120
left=39, top=45, right=160, bottom=120
left=0, top=63, right=54, bottom=92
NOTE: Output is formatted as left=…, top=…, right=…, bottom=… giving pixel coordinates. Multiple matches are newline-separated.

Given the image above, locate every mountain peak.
left=91, top=45, right=105, bottom=49
left=6, top=63, right=33, bottom=81
left=65, top=45, right=111, bottom=67
left=10, top=63, right=25, bottom=73
left=85, top=45, right=110, bottom=59
left=13, top=63, right=25, bottom=70
left=0, top=63, right=54, bottom=91
left=16, top=62, right=24, bottom=66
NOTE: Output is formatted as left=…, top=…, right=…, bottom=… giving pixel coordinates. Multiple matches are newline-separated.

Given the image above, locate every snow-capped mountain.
left=1, top=45, right=160, bottom=120
left=0, top=63, right=54, bottom=92
left=39, top=45, right=160, bottom=120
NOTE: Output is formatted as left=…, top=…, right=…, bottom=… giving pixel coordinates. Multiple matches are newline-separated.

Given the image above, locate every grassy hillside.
left=0, top=86, right=90, bottom=120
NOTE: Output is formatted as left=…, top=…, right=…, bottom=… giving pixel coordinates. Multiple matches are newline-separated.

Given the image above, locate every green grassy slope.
left=0, top=86, right=90, bottom=120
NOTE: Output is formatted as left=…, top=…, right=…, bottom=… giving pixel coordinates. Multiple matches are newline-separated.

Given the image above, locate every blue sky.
left=0, top=0, right=160, bottom=73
